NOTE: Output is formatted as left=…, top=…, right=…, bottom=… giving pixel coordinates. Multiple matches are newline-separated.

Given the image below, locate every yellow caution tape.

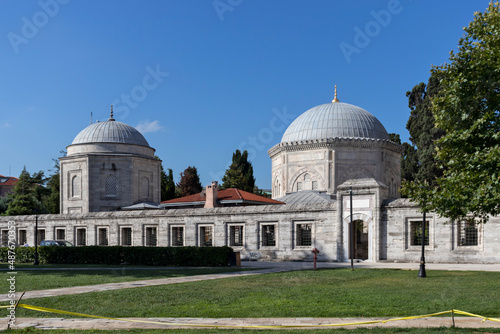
left=453, top=309, right=500, bottom=323
left=3, top=304, right=499, bottom=329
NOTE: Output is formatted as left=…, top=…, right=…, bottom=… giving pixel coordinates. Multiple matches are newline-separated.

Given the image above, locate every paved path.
left=4, top=261, right=500, bottom=330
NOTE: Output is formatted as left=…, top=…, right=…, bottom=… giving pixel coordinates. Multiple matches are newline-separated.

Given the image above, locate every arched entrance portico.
left=343, top=213, right=372, bottom=262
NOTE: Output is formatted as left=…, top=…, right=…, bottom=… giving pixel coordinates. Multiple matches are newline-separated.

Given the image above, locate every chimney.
left=204, top=181, right=219, bottom=208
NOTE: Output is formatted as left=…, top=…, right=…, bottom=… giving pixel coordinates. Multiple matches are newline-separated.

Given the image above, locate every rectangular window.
left=458, top=220, right=479, bottom=246
left=199, top=225, right=213, bottom=247
left=171, top=226, right=184, bottom=246
left=296, top=223, right=312, bottom=247
left=37, top=229, right=46, bottom=245
left=76, top=228, right=86, bottom=246
left=121, top=227, right=132, bottom=246
left=98, top=227, right=109, bottom=246
left=1, top=230, right=8, bottom=247
left=229, top=225, right=244, bottom=247
left=55, top=228, right=66, bottom=240
left=261, top=224, right=276, bottom=247
left=18, top=229, right=27, bottom=245
left=145, top=226, right=158, bottom=246
left=410, top=221, right=429, bottom=246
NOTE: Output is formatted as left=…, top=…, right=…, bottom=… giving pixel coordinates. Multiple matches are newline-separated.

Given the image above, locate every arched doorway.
left=343, top=213, right=372, bottom=262
left=354, top=220, right=369, bottom=260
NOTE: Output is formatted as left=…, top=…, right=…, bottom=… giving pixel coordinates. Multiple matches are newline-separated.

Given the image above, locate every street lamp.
left=33, top=209, right=39, bottom=265
left=349, top=187, right=354, bottom=271
left=418, top=211, right=426, bottom=278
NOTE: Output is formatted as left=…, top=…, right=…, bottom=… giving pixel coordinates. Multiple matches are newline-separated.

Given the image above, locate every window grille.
left=37, top=229, right=46, bottom=245
left=121, top=227, right=132, bottom=246
left=200, top=226, right=213, bottom=247
left=98, top=228, right=108, bottom=246
left=296, top=223, right=312, bottom=247
left=56, top=228, right=65, bottom=240
left=145, top=227, right=157, bottom=246
left=410, top=221, right=429, bottom=246
left=105, top=174, right=117, bottom=197
left=18, top=230, right=27, bottom=245
left=171, top=226, right=184, bottom=246
left=262, top=224, right=276, bottom=247
left=1, top=230, right=8, bottom=247
left=229, top=225, right=244, bottom=246
left=458, top=220, right=479, bottom=246
left=312, top=181, right=318, bottom=190
left=297, top=182, right=303, bottom=191
left=76, top=228, right=86, bottom=246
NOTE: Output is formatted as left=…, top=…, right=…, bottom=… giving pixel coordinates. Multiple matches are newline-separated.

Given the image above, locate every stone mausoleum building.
left=2, top=92, right=500, bottom=264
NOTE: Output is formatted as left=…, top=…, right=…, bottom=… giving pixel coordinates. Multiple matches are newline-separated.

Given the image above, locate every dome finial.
left=109, top=105, right=115, bottom=121
left=332, top=85, right=340, bottom=103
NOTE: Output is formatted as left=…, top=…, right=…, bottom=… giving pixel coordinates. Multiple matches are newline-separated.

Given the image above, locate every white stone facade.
left=268, top=139, right=403, bottom=199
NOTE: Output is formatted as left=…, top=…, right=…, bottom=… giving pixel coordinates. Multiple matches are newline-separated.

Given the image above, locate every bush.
left=0, top=246, right=233, bottom=266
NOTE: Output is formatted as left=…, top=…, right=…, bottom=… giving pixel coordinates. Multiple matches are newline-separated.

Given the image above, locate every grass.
left=9, top=268, right=500, bottom=319
left=5, top=328, right=500, bottom=333
left=1, top=267, right=251, bottom=291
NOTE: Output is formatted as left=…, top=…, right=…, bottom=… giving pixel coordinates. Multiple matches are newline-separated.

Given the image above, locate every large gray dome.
left=72, top=119, right=150, bottom=147
left=281, top=102, right=390, bottom=142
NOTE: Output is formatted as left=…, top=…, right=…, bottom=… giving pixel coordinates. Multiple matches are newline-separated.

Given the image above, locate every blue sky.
left=0, top=0, right=491, bottom=189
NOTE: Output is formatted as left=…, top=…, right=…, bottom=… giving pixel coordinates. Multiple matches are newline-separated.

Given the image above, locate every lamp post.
left=418, top=211, right=426, bottom=278
left=33, top=210, right=39, bottom=265
left=349, top=186, right=354, bottom=271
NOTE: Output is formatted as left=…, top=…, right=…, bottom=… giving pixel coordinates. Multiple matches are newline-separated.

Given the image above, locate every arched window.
left=105, top=174, right=117, bottom=197
left=71, top=175, right=80, bottom=198
left=141, top=177, right=149, bottom=200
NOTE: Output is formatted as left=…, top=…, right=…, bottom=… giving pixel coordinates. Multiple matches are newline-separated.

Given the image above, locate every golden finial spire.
left=109, top=105, right=115, bottom=121
left=332, top=85, right=340, bottom=103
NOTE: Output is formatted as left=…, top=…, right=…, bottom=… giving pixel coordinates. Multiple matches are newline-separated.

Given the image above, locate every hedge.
left=0, top=246, right=234, bottom=267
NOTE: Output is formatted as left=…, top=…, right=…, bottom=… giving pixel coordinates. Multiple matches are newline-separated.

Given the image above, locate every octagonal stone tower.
left=60, top=107, right=161, bottom=213
left=268, top=88, right=403, bottom=199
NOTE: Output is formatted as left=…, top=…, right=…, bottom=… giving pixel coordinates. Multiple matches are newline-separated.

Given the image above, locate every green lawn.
left=10, top=269, right=500, bottom=319
left=1, top=267, right=251, bottom=291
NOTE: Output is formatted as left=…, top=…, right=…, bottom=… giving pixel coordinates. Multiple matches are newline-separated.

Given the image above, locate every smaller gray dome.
left=281, top=102, right=390, bottom=142
left=72, top=119, right=150, bottom=147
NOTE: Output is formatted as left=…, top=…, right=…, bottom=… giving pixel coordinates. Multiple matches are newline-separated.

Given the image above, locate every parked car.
left=39, top=240, right=74, bottom=246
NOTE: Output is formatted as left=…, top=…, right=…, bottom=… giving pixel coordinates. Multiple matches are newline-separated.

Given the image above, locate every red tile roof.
left=161, top=188, right=284, bottom=205
left=0, top=175, right=19, bottom=186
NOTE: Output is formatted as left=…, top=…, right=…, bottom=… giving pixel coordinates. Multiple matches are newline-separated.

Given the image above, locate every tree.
left=162, top=168, right=176, bottom=201
left=6, top=167, right=44, bottom=215
left=389, top=133, right=419, bottom=184
left=405, top=72, right=445, bottom=186
left=408, top=2, right=500, bottom=221
left=177, top=166, right=202, bottom=197
left=45, top=158, right=61, bottom=214
left=221, top=150, right=256, bottom=193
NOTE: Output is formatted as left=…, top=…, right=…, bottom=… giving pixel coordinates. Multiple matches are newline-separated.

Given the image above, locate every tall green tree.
left=407, top=1, right=500, bottom=220
left=389, top=133, right=419, bottom=184
left=161, top=167, right=176, bottom=201
left=45, top=158, right=61, bottom=214
left=221, top=150, right=256, bottom=192
left=6, top=167, right=44, bottom=215
left=177, top=166, right=202, bottom=197
left=405, top=72, right=445, bottom=186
